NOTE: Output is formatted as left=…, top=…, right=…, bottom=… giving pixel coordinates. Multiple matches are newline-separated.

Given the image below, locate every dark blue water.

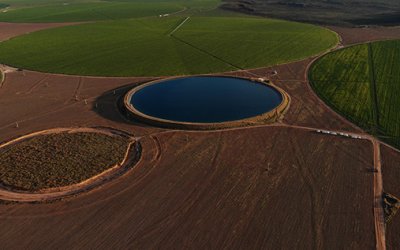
left=130, top=76, right=282, bottom=123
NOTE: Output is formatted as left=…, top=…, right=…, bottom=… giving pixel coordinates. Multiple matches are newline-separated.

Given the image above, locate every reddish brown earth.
left=327, top=26, right=400, bottom=45
left=381, top=145, right=400, bottom=249
left=0, top=127, right=375, bottom=249
left=0, top=22, right=399, bottom=248
left=0, top=22, right=82, bottom=42
left=0, top=70, right=159, bottom=142
left=0, top=66, right=378, bottom=248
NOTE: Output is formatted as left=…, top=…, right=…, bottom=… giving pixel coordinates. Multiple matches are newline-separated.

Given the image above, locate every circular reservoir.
left=125, top=76, right=287, bottom=127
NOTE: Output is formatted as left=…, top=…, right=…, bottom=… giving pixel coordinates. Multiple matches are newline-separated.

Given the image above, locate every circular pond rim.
left=123, top=76, right=290, bottom=130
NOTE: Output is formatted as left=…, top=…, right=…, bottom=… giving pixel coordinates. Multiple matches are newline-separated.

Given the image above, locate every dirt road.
left=168, top=16, right=190, bottom=36
left=373, top=139, right=386, bottom=250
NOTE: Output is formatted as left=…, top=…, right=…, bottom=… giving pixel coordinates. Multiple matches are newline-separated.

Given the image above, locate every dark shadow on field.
left=92, top=82, right=151, bottom=128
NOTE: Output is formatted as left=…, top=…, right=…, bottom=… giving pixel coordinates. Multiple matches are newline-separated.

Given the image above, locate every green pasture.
left=309, top=40, right=400, bottom=148
left=0, top=2, right=182, bottom=22
left=0, top=0, right=221, bottom=22
left=0, top=16, right=338, bottom=76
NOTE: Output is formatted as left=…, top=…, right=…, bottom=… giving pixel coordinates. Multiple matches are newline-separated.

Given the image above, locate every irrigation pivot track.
left=168, top=16, right=190, bottom=36
left=368, top=43, right=380, bottom=135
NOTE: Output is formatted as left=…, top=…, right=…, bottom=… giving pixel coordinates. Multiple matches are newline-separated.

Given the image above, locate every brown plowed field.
left=327, top=26, right=400, bottom=45
left=381, top=145, right=400, bottom=249
left=0, top=70, right=159, bottom=142
left=0, top=127, right=375, bottom=249
left=0, top=22, right=400, bottom=248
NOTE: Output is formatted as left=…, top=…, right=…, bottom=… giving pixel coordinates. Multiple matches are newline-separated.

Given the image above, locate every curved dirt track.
left=327, top=26, right=400, bottom=46
left=0, top=127, right=141, bottom=202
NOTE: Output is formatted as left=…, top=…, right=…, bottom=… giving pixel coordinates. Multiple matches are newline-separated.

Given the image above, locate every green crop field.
left=0, top=16, right=337, bottom=76
left=174, top=17, right=337, bottom=69
left=0, top=0, right=221, bottom=22
left=0, top=2, right=182, bottom=22
left=0, top=0, right=337, bottom=77
left=309, top=40, right=400, bottom=148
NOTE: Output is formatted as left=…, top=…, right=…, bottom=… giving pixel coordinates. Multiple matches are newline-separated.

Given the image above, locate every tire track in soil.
left=25, top=75, right=49, bottom=94
left=289, top=136, right=321, bottom=250
left=0, top=88, right=103, bottom=130
left=0, top=98, right=83, bottom=130
left=156, top=132, right=224, bottom=247
left=69, top=77, right=83, bottom=103
left=283, top=93, right=322, bottom=127
left=149, top=135, right=162, bottom=162
left=171, top=35, right=241, bottom=72
left=0, top=124, right=394, bottom=220
left=132, top=134, right=214, bottom=241
left=280, top=63, right=298, bottom=80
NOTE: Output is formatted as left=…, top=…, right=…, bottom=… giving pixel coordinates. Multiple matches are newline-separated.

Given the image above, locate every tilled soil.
left=381, top=145, right=400, bottom=249
left=0, top=127, right=376, bottom=249
left=328, top=26, right=400, bottom=46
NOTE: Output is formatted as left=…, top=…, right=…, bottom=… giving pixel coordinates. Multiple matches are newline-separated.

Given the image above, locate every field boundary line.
left=73, top=77, right=83, bottom=100
left=25, top=75, right=49, bottom=94
left=91, top=9, right=116, bottom=21
left=368, top=43, right=380, bottom=134
left=168, top=16, right=190, bottom=36
left=171, top=35, right=241, bottom=71
left=373, top=140, right=386, bottom=250
left=167, top=6, right=188, bottom=16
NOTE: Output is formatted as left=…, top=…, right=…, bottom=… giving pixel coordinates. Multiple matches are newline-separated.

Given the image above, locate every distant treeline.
left=220, top=0, right=400, bottom=26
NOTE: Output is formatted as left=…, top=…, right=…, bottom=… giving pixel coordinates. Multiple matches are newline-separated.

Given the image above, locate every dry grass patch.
left=0, top=132, right=129, bottom=191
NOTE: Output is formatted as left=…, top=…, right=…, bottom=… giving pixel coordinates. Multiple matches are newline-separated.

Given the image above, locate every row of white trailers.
left=316, top=130, right=364, bottom=140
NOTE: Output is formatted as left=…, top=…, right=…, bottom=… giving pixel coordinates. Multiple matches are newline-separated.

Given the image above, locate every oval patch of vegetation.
left=309, top=40, right=400, bottom=149
left=0, top=16, right=338, bottom=76
left=0, top=132, right=129, bottom=191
